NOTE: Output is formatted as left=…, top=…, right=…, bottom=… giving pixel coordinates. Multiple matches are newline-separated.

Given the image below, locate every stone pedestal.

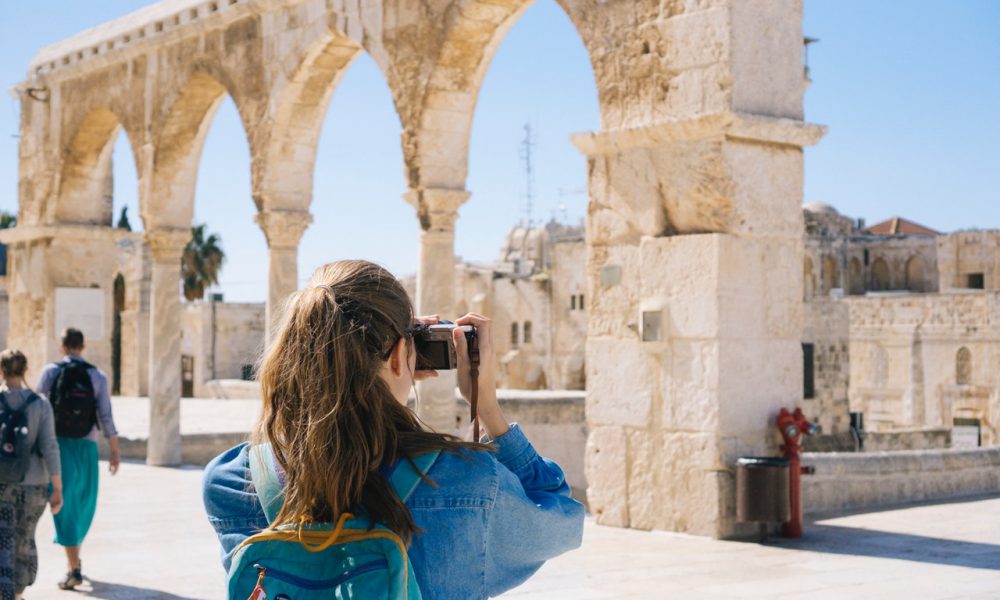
left=405, top=188, right=470, bottom=433
left=145, top=229, right=189, bottom=467
left=255, top=210, right=312, bottom=341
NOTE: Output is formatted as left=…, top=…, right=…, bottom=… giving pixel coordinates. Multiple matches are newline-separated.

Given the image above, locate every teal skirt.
left=52, top=438, right=99, bottom=547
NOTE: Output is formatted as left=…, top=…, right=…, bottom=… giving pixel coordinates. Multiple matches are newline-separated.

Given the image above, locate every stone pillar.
left=255, top=210, right=313, bottom=340
left=575, top=112, right=824, bottom=538
left=405, top=188, right=470, bottom=433
left=145, top=228, right=189, bottom=467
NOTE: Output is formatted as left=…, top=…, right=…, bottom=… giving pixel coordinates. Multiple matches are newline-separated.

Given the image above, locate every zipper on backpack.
left=252, top=559, right=388, bottom=590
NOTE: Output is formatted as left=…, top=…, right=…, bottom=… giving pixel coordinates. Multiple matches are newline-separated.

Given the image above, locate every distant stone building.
left=406, top=220, right=586, bottom=391
left=802, top=203, right=1000, bottom=447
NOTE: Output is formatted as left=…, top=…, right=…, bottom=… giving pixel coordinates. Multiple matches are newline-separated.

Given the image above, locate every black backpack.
left=50, top=360, right=98, bottom=438
left=0, top=391, right=40, bottom=483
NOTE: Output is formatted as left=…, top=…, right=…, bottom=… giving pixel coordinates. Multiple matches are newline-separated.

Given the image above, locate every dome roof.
left=803, top=202, right=839, bottom=216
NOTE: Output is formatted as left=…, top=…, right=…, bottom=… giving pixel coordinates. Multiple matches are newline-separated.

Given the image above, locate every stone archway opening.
left=460, top=0, right=597, bottom=394
left=303, top=51, right=414, bottom=284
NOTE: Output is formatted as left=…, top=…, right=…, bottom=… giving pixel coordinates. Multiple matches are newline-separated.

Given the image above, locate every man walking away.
left=36, top=328, right=120, bottom=591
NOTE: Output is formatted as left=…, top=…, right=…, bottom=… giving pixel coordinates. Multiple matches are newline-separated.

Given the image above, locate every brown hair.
left=0, top=349, right=28, bottom=379
left=62, top=328, right=85, bottom=350
left=254, top=260, right=483, bottom=542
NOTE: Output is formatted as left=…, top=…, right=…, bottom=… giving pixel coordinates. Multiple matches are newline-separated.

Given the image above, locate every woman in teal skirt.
left=35, top=329, right=120, bottom=591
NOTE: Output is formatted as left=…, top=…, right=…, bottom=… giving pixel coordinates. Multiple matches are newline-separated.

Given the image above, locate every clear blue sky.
left=1, top=1, right=997, bottom=303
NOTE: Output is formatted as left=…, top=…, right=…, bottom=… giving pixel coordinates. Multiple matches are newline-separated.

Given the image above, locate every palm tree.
left=182, top=224, right=225, bottom=302
left=0, top=211, right=16, bottom=229
left=116, top=206, right=132, bottom=230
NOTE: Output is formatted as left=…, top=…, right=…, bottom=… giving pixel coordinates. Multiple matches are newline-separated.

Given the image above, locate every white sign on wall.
left=55, top=287, right=106, bottom=341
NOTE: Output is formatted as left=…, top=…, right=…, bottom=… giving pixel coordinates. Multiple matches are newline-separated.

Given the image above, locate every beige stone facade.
left=181, top=300, right=265, bottom=397
left=802, top=204, right=1000, bottom=448
left=409, top=221, right=587, bottom=391
left=4, top=0, right=823, bottom=537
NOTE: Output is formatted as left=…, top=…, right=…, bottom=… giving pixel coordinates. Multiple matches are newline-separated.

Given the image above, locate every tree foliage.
left=117, top=206, right=132, bottom=231
left=182, top=224, right=225, bottom=302
left=0, top=211, right=17, bottom=229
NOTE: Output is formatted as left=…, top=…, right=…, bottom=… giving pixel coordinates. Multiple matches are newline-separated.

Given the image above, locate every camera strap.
left=469, top=331, right=481, bottom=441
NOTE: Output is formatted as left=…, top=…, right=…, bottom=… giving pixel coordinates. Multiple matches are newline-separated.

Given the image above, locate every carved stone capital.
left=255, top=209, right=313, bottom=249
left=145, top=228, right=190, bottom=262
left=404, top=188, right=470, bottom=233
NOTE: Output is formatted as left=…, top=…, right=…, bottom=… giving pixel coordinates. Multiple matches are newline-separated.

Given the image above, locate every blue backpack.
left=228, top=444, right=439, bottom=600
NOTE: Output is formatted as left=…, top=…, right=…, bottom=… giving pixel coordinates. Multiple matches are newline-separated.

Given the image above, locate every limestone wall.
left=181, top=301, right=264, bottom=397
left=802, top=299, right=850, bottom=434
left=0, top=278, right=8, bottom=350
left=937, top=231, right=1000, bottom=291
left=848, top=291, right=1000, bottom=444
left=802, top=447, right=1000, bottom=515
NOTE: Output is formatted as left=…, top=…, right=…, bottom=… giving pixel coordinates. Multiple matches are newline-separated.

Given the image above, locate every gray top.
left=0, top=386, right=61, bottom=485
left=36, top=355, right=118, bottom=441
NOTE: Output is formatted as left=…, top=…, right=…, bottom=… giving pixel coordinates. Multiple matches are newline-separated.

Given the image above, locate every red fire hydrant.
left=776, top=407, right=819, bottom=538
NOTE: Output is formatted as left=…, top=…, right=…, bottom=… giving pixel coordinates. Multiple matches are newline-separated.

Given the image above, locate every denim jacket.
left=202, top=424, right=585, bottom=599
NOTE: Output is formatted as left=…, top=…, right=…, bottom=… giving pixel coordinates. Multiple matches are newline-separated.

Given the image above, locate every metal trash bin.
left=735, top=457, right=790, bottom=523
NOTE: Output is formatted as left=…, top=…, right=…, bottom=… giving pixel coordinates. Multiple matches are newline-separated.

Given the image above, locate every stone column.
left=405, top=188, right=470, bottom=433
left=255, top=210, right=313, bottom=340
left=145, top=228, right=189, bottom=467
left=575, top=112, right=825, bottom=538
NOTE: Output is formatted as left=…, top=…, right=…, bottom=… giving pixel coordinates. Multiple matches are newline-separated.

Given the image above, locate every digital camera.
left=412, top=320, right=476, bottom=371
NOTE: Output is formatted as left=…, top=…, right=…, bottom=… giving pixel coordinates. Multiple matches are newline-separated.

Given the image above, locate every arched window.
left=803, top=256, right=815, bottom=300
left=905, top=255, right=926, bottom=292
left=848, top=257, right=864, bottom=295
left=822, top=255, right=839, bottom=295
left=956, top=347, right=972, bottom=385
left=523, top=321, right=532, bottom=344
left=870, top=257, right=890, bottom=291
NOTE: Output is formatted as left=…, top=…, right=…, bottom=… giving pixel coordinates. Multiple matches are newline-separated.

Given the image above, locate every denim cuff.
left=486, top=424, right=538, bottom=476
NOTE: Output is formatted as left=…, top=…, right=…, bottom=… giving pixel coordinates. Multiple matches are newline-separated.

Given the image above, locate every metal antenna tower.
left=518, top=123, right=537, bottom=227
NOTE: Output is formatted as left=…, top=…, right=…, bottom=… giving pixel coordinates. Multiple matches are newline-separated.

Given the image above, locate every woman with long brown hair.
left=203, top=260, right=583, bottom=599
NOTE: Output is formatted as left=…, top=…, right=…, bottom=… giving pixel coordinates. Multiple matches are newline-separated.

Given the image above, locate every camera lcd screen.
left=417, top=341, right=451, bottom=371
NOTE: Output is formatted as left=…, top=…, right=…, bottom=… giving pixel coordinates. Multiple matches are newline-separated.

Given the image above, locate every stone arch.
left=411, top=0, right=600, bottom=190
left=803, top=256, right=815, bottom=299
left=870, top=257, right=890, bottom=291
left=56, top=107, right=141, bottom=226
left=147, top=72, right=257, bottom=229
left=956, top=346, right=972, bottom=385
left=848, top=257, right=864, bottom=295
left=254, top=31, right=370, bottom=211
left=821, top=254, right=839, bottom=296
left=905, top=255, right=926, bottom=292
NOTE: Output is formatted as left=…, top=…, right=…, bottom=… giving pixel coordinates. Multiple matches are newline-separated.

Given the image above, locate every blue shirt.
left=36, top=355, right=119, bottom=441
left=202, top=424, right=584, bottom=599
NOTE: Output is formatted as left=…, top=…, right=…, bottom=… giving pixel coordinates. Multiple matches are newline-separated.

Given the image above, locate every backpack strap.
left=388, top=450, right=440, bottom=502
left=248, top=443, right=284, bottom=525
left=249, top=443, right=441, bottom=526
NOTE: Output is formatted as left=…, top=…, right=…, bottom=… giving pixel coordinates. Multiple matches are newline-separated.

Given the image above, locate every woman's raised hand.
left=453, top=313, right=508, bottom=440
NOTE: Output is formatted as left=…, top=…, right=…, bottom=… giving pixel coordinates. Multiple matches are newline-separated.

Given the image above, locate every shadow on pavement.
left=74, top=579, right=204, bottom=600
left=767, top=524, right=1000, bottom=571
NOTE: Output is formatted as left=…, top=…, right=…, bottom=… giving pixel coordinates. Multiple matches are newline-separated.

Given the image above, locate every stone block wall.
left=802, top=299, right=850, bottom=434
left=937, top=231, right=1000, bottom=291
left=847, top=291, right=1000, bottom=443
left=181, top=301, right=265, bottom=397
left=802, top=447, right=1000, bottom=515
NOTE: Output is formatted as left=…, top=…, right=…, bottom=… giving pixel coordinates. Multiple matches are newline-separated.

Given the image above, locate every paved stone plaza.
left=21, top=458, right=999, bottom=599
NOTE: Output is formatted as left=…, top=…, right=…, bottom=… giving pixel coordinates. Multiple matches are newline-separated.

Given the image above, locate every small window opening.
left=802, top=343, right=816, bottom=399
left=966, top=273, right=985, bottom=289
left=524, top=322, right=532, bottom=344
left=511, top=323, right=519, bottom=347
